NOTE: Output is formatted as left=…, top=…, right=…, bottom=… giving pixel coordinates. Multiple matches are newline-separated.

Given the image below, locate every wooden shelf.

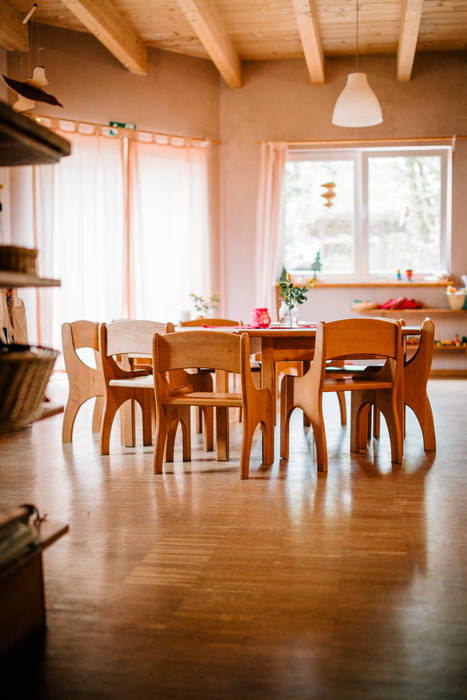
left=434, top=345, right=467, bottom=351
left=0, top=271, right=61, bottom=288
left=36, top=402, right=64, bottom=422
left=304, top=281, right=451, bottom=288
left=0, top=100, right=71, bottom=166
left=356, top=308, right=466, bottom=316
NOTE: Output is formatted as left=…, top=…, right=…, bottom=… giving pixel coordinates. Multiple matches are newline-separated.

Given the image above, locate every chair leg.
left=180, top=407, right=192, bottom=461
left=154, top=409, right=169, bottom=474
left=309, top=402, right=328, bottom=472
left=375, top=395, right=403, bottom=464
left=350, top=393, right=372, bottom=452
left=62, top=397, right=82, bottom=443
left=240, top=423, right=256, bottom=479
left=409, top=397, right=436, bottom=451
left=92, top=395, right=104, bottom=433
left=165, top=421, right=178, bottom=462
left=141, top=392, right=153, bottom=447
left=280, top=375, right=294, bottom=460
left=100, top=395, right=121, bottom=455
left=195, top=406, right=203, bottom=434
left=373, top=406, right=380, bottom=438
left=261, top=417, right=274, bottom=466
left=120, top=400, right=136, bottom=447
left=337, top=391, right=347, bottom=425
left=201, top=407, right=214, bottom=451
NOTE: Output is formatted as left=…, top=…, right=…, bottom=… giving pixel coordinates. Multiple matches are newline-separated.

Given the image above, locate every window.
left=280, top=146, right=451, bottom=280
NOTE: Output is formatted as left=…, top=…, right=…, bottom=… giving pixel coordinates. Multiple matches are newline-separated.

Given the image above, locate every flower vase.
left=290, top=302, right=299, bottom=327
left=279, top=300, right=298, bottom=327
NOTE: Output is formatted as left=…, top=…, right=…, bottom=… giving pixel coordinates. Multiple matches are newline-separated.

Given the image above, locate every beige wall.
left=220, top=52, right=467, bottom=320
left=5, top=28, right=467, bottom=330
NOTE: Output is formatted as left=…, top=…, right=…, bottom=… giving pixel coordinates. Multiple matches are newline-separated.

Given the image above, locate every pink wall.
left=4, top=27, right=467, bottom=335
left=7, top=25, right=220, bottom=138
left=220, top=53, right=467, bottom=320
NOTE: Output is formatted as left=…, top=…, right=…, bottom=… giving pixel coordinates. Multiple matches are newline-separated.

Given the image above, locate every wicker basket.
left=0, top=245, right=38, bottom=274
left=0, top=346, right=59, bottom=433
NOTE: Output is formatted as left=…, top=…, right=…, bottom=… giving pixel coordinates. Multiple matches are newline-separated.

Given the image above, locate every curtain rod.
left=258, top=135, right=466, bottom=147
left=32, top=114, right=221, bottom=145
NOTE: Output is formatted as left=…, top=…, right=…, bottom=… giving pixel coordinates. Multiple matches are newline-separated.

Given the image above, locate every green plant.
left=278, top=267, right=314, bottom=309
left=189, top=292, right=220, bottom=316
left=311, top=251, right=322, bottom=274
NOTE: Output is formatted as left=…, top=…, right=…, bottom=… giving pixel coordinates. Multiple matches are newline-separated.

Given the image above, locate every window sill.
left=304, top=281, right=452, bottom=288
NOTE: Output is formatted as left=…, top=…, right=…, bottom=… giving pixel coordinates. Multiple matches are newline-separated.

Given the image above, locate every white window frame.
left=282, top=145, right=452, bottom=282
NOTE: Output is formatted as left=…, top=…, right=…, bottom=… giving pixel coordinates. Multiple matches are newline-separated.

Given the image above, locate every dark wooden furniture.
left=0, top=516, right=69, bottom=656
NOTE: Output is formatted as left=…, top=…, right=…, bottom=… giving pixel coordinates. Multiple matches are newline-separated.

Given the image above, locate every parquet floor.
left=1, top=378, right=466, bottom=699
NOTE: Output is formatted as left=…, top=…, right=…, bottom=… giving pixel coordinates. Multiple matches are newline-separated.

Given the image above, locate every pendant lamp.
left=332, top=1, right=383, bottom=127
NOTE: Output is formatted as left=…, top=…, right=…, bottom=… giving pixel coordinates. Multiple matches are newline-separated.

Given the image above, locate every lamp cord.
left=356, top=0, right=360, bottom=72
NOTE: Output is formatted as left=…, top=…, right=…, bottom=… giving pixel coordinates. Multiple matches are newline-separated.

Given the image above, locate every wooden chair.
left=357, top=317, right=436, bottom=451
left=152, top=330, right=274, bottom=479
left=180, top=317, right=243, bottom=456
left=280, top=318, right=404, bottom=472
left=98, top=320, right=188, bottom=456
left=180, top=317, right=241, bottom=327
left=62, top=320, right=105, bottom=442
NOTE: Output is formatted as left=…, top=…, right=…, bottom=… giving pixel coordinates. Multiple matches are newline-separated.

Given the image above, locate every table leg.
left=215, top=370, right=229, bottom=461
left=260, top=338, right=276, bottom=424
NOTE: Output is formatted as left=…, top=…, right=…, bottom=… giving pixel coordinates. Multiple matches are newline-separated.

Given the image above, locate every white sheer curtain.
left=34, top=131, right=125, bottom=352
left=255, top=141, right=287, bottom=315
left=129, top=139, right=210, bottom=323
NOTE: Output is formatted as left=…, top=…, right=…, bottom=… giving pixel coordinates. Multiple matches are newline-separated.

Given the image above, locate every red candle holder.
left=251, top=307, right=271, bottom=328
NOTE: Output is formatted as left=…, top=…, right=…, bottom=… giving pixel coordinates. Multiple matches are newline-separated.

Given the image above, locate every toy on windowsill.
left=434, top=335, right=467, bottom=348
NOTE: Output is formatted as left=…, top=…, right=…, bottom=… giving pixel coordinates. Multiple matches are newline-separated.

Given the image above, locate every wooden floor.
left=1, top=378, right=466, bottom=698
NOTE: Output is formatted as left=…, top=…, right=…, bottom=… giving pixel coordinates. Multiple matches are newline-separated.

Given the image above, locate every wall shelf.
left=356, top=308, right=465, bottom=316
left=304, top=281, right=451, bottom=288
left=0, top=271, right=61, bottom=289
left=0, top=101, right=71, bottom=166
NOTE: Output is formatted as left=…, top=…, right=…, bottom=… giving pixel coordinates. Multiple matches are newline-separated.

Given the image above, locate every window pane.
left=282, top=160, right=355, bottom=274
left=368, top=155, right=442, bottom=274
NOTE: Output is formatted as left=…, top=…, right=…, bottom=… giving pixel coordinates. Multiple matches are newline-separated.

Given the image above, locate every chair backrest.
left=180, top=317, right=241, bottom=327
left=61, top=320, right=104, bottom=399
left=104, top=320, right=171, bottom=357
left=62, top=320, right=99, bottom=353
left=153, top=330, right=243, bottom=375
left=405, top=317, right=434, bottom=377
left=318, top=318, right=402, bottom=362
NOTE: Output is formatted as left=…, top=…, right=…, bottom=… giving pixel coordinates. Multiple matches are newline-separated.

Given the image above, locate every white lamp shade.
left=332, top=72, right=383, bottom=127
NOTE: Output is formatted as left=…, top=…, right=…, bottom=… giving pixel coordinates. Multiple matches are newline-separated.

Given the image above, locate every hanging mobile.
left=2, top=3, right=63, bottom=112
left=321, top=182, right=336, bottom=208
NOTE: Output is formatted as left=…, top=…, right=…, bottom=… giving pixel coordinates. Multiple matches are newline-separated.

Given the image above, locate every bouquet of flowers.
left=190, top=292, right=220, bottom=316
left=278, top=267, right=314, bottom=309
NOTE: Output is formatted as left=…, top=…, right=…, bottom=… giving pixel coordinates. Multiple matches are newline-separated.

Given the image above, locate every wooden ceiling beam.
left=59, top=0, right=147, bottom=75
left=397, top=0, right=424, bottom=81
left=176, top=0, right=242, bottom=89
left=0, top=0, right=28, bottom=52
left=292, top=0, right=325, bottom=84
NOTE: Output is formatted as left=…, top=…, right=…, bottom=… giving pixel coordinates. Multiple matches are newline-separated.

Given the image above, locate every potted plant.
left=311, top=251, right=322, bottom=280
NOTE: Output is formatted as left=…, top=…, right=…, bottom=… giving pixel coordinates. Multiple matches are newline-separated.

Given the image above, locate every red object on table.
left=250, top=308, right=271, bottom=328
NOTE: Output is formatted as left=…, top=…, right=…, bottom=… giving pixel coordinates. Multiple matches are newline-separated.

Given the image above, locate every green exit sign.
left=109, top=121, right=137, bottom=130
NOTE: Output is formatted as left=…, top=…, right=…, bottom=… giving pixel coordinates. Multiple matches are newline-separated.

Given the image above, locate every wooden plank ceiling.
left=3, top=0, right=467, bottom=87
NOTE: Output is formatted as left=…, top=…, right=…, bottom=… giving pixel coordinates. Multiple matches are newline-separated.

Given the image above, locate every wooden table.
left=126, top=324, right=424, bottom=461
left=237, top=324, right=421, bottom=396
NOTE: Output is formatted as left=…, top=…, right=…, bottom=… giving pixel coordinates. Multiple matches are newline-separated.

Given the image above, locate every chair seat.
left=163, top=391, right=243, bottom=408
left=109, top=374, right=153, bottom=389
left=323, top=378, right=392, bottom=392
